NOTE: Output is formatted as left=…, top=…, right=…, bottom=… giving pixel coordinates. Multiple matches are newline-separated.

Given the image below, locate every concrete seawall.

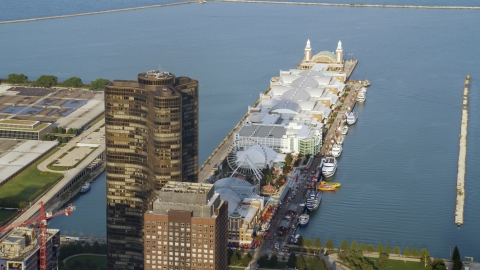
left=455, top=75, right=470, bottom=227
left=212, top=0, right=480, bottom=10
left=0, top=1, right=195, bottom=25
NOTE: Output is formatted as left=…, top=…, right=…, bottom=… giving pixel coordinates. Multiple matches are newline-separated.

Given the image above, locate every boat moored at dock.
left=346, top=112, right=358, bottom=125
left=322, top=157, right=337, bottom=178
left=331, top=144, right=342, bottom=157
left=306, top=190, right=322, bottom=211
left=298, top=214, right=310, bottom=226
left=80, top=182, right=91, bottom=193
left=340, top=125, right=348, bottom=135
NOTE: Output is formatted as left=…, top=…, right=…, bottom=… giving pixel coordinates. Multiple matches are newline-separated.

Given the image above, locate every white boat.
left=336, top=135, right=345, bottom=145
left=331, top=144, right=342, bottom=157
left=80, top=182, right=91, bottom=193
left=306, top=190, right=322, bottom=211
left=340, top=125, right=348, bottom=135
left=298, top=214, right=310, bottom=227
left=357, top=91, right=366, bottom=102
left=361, top=87, right=368, bottom=93
left=322, top=157, right=338, bottom=178
left=346, top=112, right=358, bottom=125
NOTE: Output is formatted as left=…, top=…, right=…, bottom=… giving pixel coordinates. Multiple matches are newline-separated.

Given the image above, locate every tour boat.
left=357, top=91, right=366, bottom=102
left=80, top=182, right=91, bottom=193
left=322, top=157, right=337, bottom=178
left=298, top=214, right=310, bottom=227
left=346, top=112, right=358, bottom=125
left=317, top=185, right=337, bottom=191
left=320, top=181, right=341, bottom=188
left=340, top=125, right=348, bottom=135
left=306, top=190, right=322, bottom=211
left=331, top=144, right=342, bottom=157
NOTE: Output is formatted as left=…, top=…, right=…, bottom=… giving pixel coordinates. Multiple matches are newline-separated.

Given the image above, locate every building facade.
left=0, top=120, right=52, bottom=140
left=144, top=182, right=228, bottom=270
left=105, top=71, right=199, bottom=270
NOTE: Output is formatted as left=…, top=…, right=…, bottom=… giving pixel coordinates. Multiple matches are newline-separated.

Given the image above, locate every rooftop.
left=161, top=181, right=213, bottom=194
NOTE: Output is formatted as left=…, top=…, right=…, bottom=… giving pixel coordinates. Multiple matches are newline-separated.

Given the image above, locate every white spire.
left=337, top=40, right=342, bottom=50
left=306, top=39, right=311, bottom=49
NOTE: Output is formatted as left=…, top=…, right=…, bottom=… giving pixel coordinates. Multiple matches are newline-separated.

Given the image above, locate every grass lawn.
left=367, top=258, right=431, bottom=270
left=89, top=114, right=105, bottom=127
left=0, top=148, right=63, bottom=202
left=65, top=254, right=106, bottom=269
left=0, top=209, right=17, bottom=225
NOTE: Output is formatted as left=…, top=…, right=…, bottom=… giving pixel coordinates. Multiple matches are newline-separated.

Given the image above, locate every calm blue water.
left=2, top=1, right=479, bottom=259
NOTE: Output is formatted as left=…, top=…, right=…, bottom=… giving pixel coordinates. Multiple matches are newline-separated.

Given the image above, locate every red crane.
left=0, top=201, right=76, bottom=270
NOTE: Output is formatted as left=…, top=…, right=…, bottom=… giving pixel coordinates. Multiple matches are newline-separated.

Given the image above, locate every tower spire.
left=304, top=39, right=312, bottom=61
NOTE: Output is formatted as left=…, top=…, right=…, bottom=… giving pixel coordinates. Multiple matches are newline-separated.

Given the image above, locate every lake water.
left=2, top=1, right=479, bottom=259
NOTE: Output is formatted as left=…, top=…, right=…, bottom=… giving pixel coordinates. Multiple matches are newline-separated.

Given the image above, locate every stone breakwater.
left=212, top=0, right=480, bottom=10
left=0, top=1, right=195, bottom=25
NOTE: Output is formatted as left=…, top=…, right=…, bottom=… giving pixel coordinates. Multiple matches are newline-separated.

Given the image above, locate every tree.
left=287, top=253, right=297, bottom=267
left=241, top=253, right=251, bottom=266
left=92, top=241, right=101, bottom=254
left=351, top=240, right=358, bottom=251
left=404, top=246, right=411, bottom=257
left=62, top=137, right=68, bottom=143
left=7, top=73, right=28, bottom=84
left=394, top=246, right=401, bottom=255
left=452, top=246, right=462, bottom=270
left=297, top=235, right=304, bottom=247
left=412, top=247, right=419, bottom=258
left=325, top=238, right=334, bottom=251
left=385, top=244, right=391, bottom=254
left=360, top=243, right=367, bottom=252
left=52, top=127, right=58, bottom=133
left=18, top=201, right=27, bottom=209
left=285, top=153, right=293, bottom=164
left=367, top=244, right=375, bottom=253
left=378, top=253, right=389, bottom=267
left=431, top=259, right=447, bottom=270
left=305, top=237, right=313, bottom=253
left=35, top=75, right=58, bottom=87
left=230, top=252, right=240, bottom=265
left=83, top=242, right=92, bottom=253
left=377, top=243, right=384, bottom=253
left=340, top=240, right=350, bottom=251
left=295, top=254, right=306, bottom=270
left=257, top=254, right=269, bottom=268
left=314, top=237, right=322, bottom=250
left=268, top=254, right=278, bottom=268
left=63, top=77, right=83, bottom=88
left=420, top=248, right=430, bottom=264
left=90, top=78, right=110, bottom=90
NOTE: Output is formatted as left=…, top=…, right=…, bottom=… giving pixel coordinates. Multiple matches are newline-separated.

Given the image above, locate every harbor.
left=455, top=75, right=470, bottom=227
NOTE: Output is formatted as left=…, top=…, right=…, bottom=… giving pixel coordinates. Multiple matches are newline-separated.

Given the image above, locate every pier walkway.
left=455, top=75, right=470, bottom=227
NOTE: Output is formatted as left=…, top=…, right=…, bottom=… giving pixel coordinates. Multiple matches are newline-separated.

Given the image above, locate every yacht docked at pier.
left=322, top=157, right=338, bottom=178
left=306, top=190, right=322, bottom=211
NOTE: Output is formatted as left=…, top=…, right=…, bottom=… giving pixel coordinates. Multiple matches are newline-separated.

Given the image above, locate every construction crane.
left=0, top=201, right=75, bottom=270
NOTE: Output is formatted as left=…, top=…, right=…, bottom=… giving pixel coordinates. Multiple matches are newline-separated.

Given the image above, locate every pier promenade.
left=455, top=75, right=470, bottom=227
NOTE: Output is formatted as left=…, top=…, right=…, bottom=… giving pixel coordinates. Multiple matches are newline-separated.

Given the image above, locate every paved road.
left=197, top=129, right=234, bottom=182
left=62, top=253, right=106, bottom=264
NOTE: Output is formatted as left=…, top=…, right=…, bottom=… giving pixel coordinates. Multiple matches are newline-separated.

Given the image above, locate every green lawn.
left=0, top=148, right=63, bottom=202
left=89, top=114, right=105, bottom=127
left=367, top=258, right=431, bottom=270
left=65, top=254, right=106, bottom=269
left=0, top=209, right=17, bottom=225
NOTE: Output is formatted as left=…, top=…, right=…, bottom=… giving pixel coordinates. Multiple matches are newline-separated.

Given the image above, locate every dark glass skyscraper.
left=105, top=71, right=198, bottom=270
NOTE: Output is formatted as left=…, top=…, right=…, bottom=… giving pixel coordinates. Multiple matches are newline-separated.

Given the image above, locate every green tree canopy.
left=7, top=73, right=28, bottom=84
left=257, top=254, right=269, bottom=268
left=35, top=75, right=58, bottom=87
left=268, top=254, right=278, bottom=268
left=431, top=259, right=447, bottom=270
left=340, top=240, right=350, bottom=251
left=385, top=244, right=391, bottom=254
left=420, top=248, right=430, bottom=264
left=404, top=246, right=411, bottom=257
left=452, top=246, right=462, bottom=270
left=305, top=237, right=313, bottom=250
left=285, top=153, right=293, bottom=164
left=360, top=243, right=367, bottom=252
left=351, top=240, right=359, bottom=251
left=367, top=244, right=375, bottom=253
left=63, top=76, right=83, bottom=88
left=90, top=78, right=110, bottom=90
left=296, top=254, right=306, bottom=270
left=297, top=235, right=304, bottom=247
left=412, top=247, right=419, bottom=257
left=377, top=243, right=384, bottom=253
left=287, top=252, right=297, bottom=267
left=378, top=253, right=389, bottom=267
left=325, top=238, right=334, bottom=251
left=394, top=246, right=401, bottom=255
left=241, top=253, right=251, bottom=266
left=314, top=237, right=322, bottom=250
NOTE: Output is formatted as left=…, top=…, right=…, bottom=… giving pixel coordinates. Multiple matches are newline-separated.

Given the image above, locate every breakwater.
left=0, top=1, right=195, bottom=25
left=455, top=75, right=470, bottom=227
left=212, top=0, right=480, bottom=10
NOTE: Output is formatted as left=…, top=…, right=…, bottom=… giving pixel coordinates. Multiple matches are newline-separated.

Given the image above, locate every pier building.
left=0, top=227, right=60, bottom=270
left=144, top=182, right=228, bottom=270
left=105, top=70, right=199, bottom=270
left=234, top=41, right=347, bottom=156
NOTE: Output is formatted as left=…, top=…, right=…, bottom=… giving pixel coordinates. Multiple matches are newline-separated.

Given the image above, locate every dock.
left=455, top=75, right=470, bottom=227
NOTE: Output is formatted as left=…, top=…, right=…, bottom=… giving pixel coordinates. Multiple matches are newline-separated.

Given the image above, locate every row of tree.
left=296, top=236, right=431, bottom=259
left=4, top=73, right=110, bottom=90
left=227, top=249, right=252, bottom=267
left=42, top=134, right=70, bottom=143
left=0, top=199, right=27, bottom=209
left=51, top=126, right=80, bottom=134
left=257, top=253, right=331, bottom=270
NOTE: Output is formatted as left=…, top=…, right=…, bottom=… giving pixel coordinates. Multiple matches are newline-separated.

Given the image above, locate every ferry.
left=317, top=183, right=337, bottom=191
left=306, top=190, right=322, bottom=211
left=298, top=214, right=310, bottom=227
left=80, top=182, right=91, bottom=193
left=331, top=144, right=342, bottom=157
left=346, top=112, right=358, bottom=125
left=322, top=157, right=337, bottom=178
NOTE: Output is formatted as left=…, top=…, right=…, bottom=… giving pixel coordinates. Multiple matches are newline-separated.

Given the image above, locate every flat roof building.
left=0, top=227, right=60, bottom=270
left=0, top=119, right=52, bottom=141
left=144, top=182, right=228, bottom=270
